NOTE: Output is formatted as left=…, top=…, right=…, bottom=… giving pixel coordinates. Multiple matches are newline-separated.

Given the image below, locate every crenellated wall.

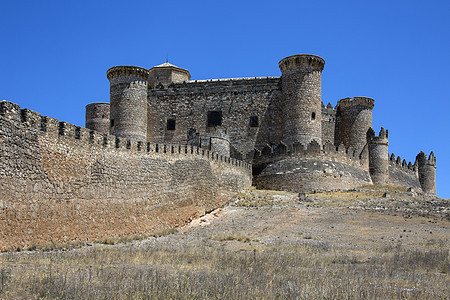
left=1, top=53, right=439, bottom=252
left=388, top=153, right=422, bottom=190
left=0, top=101, right=251, bottom=251
left=252, top=140, right=372, bottom=193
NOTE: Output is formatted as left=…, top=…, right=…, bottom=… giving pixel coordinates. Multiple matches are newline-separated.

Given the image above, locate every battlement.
left=0, top=100, right=251, bottom=171
left=279, top=54, right=325, bottom=72
left=415, top=151, right=437, bottom=195
left=416, top=151, right=437, bottom=166
left=389, top=153, right=417, bottom=172
left=253, top=139, right=367, bottom=169
left=322, top=102, right=336, bottom=115
left=86, top=102, right=109, bottom=107
left=149, top=76, right=281, bottom=94
left=107, top=66, right=150, bottom=81
left=337, top=97, right=374, bottom=109
left=0, top=100, right=252, bottom=251
left=367, top=127, right=389, bottom=144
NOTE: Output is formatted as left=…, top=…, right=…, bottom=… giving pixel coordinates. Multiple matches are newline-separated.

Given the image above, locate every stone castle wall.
left=388, top=154, right=421, bottom=189
left=147, top=77, right=283, bottom=159
left=252, top=141, right=372, bottom=193
left=0, top=101, right=251, bottom=251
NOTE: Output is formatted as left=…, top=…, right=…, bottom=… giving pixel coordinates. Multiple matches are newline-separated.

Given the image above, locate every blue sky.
left=1, top=0, right=449, bottom=198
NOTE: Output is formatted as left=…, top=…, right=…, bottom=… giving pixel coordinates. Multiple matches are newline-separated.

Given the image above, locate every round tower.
left=85, top=102, right=110, bottom=134
left=367, top=127, right=389, bottom=185
left=416, top=151, right=436, bottom=195
left=336, top=97, right=374, bottom=151
left=107, top=66, right=149, bottom=141
left=209, top=128, right=230, bottom=157
left=279, top=54, right=325, bottom=146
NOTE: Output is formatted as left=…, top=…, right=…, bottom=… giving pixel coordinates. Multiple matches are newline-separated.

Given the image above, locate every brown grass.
left=0, top=238, right=448, bottom=299
left=211, top=233, right=253, bottom=243
left=0, top=187, right=448, bottom=298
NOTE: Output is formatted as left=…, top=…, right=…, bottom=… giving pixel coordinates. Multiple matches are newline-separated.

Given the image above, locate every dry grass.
left=0, top=187, right=448, bottom=299
left=12, top=229, right=180, bottom=253
left=211, top=233, right=253, bottom=243
left=0, top=242, right=448, bottom=299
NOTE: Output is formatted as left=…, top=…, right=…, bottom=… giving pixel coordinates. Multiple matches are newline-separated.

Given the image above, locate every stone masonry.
left=87, top=54, right=436, bottom=194
left=0, top=101, right=251, bottom=251
left=0, top=53, right=438, bottom=250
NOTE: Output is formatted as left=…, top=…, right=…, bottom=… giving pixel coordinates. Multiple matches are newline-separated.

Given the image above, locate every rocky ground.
left=165, top=186, right=449, bottom=253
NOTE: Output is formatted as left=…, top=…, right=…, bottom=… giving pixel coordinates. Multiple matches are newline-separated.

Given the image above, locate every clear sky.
left=1, top=0, right=449, bottom=198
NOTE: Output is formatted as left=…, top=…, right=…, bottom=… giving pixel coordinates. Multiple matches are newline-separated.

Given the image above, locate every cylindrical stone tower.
left=107, top=66, right=149, bottom=141
left=416, top=151, right=436, bottom=195
left=336, top=97, right=374, bottom=152
left=210, top=128, right=231, bottom=157
left=279, top=54, right=325, bottom=146
left=85, top=102, right=110, bottom=134
left=367, top=127, right=389, bottom=185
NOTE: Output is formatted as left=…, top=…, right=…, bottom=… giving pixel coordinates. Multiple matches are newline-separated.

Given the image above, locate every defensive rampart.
left=252, top=141, right=372, bottom=192
left=0, top=101, right=251, bottom=251
left=388, top=153, right=422, bottom=190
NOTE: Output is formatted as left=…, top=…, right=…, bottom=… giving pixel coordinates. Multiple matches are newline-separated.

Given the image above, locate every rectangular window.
left=207, top=111, right=222, bottom=127
left=166, top=119, right=176, bottom=130
left=250, top=116, right=259, bottom=127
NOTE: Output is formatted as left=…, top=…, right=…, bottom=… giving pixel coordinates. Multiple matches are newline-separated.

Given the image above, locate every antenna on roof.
left=166, top=52, right=169, bottom=63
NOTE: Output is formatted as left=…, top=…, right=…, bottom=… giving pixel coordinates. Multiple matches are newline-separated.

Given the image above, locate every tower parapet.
left=279, top=54, right=325, bottom=146
left=336, top=97, right=374, bottom=152
left=416, top=151, right=436, bottom=195
left=367, top=127, right=389, bottom=185
left=107, top=66, right=149, bottom=141
left=85, top=102, right=110, bottom=135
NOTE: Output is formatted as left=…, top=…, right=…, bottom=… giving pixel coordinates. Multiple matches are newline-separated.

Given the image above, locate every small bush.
left=211, top=234, right=252, bottom=242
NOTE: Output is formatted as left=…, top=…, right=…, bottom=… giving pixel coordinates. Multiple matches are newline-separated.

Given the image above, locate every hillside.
left=0, top=187, right=448, bottom=299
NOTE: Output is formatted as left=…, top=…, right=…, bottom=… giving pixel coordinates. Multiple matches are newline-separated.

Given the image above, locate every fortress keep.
left=87, top=54, right=436, bottom=195
left=0, top=54, right=437, bottom=250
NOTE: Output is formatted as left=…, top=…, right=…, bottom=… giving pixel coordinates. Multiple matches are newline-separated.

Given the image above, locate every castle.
left=86, top=54, right=436, bottom=195
left=0, top=54, right=437, bottom=250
